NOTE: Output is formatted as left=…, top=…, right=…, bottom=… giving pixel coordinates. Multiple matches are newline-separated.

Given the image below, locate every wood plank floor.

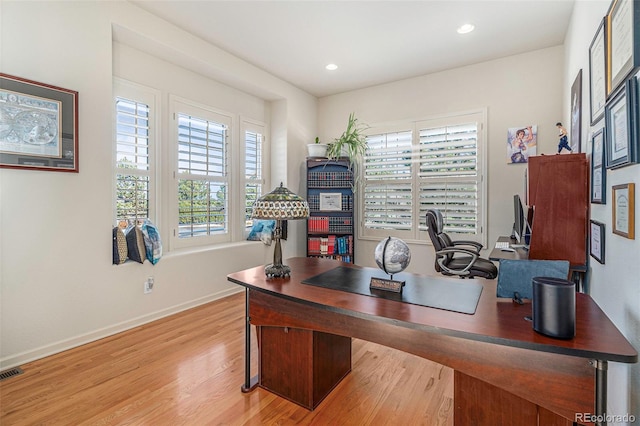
left=0, top=292, right=453, bottom=425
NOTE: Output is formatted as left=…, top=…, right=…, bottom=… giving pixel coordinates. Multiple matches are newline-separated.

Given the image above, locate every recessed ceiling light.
left=457, top=24, right=475, bottom=34
left=326, top=63, right=338, bottom=71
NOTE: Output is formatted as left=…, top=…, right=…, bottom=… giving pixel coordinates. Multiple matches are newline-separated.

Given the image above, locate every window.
left=173, top=99, right=232, bottom=246
left=113, top=80, right=158, bottom=227
left=361, top=110, right=486, bottom=244
left=113, top=85, right=268, bottom=252
left=242, top=121, right=266, bottom=230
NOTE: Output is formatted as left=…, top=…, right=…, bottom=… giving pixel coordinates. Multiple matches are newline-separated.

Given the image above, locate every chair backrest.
left=426, top=209, right=452, bottom=271
left=496, top=259, right=570, bottom=299
left=426, top=209, right=446, bottom=250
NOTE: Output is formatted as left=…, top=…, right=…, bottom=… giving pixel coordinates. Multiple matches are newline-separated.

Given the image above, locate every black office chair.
left=425, top=209, right=498, bottom=279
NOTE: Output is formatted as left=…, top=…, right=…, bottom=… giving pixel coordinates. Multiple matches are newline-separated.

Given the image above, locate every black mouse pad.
left=302, top=266, right=483, bottom=315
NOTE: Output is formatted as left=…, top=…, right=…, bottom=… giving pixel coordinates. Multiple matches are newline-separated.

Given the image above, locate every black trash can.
left=532, top=276, right=576, bottom=339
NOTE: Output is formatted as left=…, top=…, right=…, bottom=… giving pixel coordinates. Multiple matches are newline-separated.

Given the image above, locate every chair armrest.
left=435, top=247, right=479, bottom=276
left=451, top=240, right=484, bottom=252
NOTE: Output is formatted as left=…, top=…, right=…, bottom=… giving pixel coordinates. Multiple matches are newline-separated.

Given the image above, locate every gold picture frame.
left=606, top=0, right=640, bottom=97
left=612, top=182, right=635, bottom=239
left=589, top=18, right=607, bottom=124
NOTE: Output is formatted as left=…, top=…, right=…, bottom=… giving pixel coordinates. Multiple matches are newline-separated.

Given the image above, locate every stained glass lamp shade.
left=251, top=182, right=310, bottom=277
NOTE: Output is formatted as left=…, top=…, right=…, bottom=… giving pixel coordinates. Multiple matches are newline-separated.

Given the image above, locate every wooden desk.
left=490, top=236, right=588, bottom=292
left=489, top=235, right=529, bottom=261
left=228, top=258, right=637, bottom=424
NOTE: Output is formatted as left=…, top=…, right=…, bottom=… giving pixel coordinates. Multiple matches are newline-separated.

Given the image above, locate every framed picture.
left=0, top=73, right=78, bottom=172
left=612, top=183, right=635, bottom=239
left=589, top=18, right=607, bottom=124
left=606, top=0, right=640, bottom=97
left=605, top=76, right=638, bottom=169
left=319, top=192, right=342, bottom=211
left=591, top=128, right=606, bottom=204
left=589, top=220, right=605, bottom=264
left=570, top=70, right=582, bottom=152
left=506, top=125, right=537, bottom=163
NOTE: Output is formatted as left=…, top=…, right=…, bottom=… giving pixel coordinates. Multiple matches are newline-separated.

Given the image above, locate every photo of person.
left=507, top=125, right=537, bottom=163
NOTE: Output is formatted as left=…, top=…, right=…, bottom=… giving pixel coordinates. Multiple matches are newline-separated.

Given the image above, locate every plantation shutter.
left=363, top=130, right=413, bottom=235
left=177, top=112, right=229, bottom=239
left=244, top=128, right=264, bottom=228
left=417, top=121, right=479, bottom=235
left=115, top=97, right=151, bottom=225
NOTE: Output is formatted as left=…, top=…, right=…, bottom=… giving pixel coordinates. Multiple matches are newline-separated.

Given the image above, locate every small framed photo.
left=606, top=0, right=640, bottom=97
left=612, top=183, right=635, bottom=239
left=590, top=220, right=605, bottom=264
left=1, top=73, right=78, bottom=172
left=605, top=76, right=638, bottom=169
left=589, top=18, right=607, bottom=124
left=319, top=192, right=342, bottom=211
left=590, top=128, right=606, bottom=204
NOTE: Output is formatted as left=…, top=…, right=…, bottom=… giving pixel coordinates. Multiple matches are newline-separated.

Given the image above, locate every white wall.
left=564, top=1, right=640, bottom=422
left=0, top=1, right=316, bottom=368
left=318, top=46, right=564, bottom=273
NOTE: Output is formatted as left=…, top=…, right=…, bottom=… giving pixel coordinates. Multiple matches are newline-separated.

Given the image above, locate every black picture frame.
left=589, top=18, right=607, bottom=124
left=605, top=75, right=638, bottom=169
left=0, top=73, right=78, bottom=172
left=570, top=69, right=583, bottom=152
left=606, top=0, right=640, bottom=97
left=589, top=220, right=605, bottom=264
left=591, top=127, right=606, bottom=204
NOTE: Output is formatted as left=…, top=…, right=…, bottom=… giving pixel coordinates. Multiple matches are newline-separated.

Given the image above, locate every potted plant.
left=307, top=136, right=328, bottom=157
left=326, top=112, right=368, bottom=165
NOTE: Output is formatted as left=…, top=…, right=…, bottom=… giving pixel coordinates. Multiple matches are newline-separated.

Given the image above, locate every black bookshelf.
left=306, top=157, right=354, bottom=263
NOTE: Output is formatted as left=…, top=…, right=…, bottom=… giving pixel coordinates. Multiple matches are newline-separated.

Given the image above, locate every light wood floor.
left=1, top=292, right=453, bottom=425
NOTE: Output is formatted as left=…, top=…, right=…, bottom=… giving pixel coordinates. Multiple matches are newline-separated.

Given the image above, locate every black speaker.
left=532, top=276, right=575, bottom=339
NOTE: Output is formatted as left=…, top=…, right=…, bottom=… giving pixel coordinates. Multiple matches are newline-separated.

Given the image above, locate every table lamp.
left=251, top=182, right=310, bottom=277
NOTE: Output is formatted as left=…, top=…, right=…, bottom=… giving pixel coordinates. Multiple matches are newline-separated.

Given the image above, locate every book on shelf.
left=307, top=235, right=352, bottom=256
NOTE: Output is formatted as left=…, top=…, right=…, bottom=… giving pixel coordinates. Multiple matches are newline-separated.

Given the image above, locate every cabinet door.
left=528, top=154, right=588, bottom=267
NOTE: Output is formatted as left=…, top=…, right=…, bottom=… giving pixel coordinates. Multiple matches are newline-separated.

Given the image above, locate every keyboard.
left=495, top=241, right=510, bottom=249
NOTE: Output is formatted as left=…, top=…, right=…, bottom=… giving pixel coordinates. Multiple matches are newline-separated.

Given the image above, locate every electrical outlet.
left=144, top=277, right=154, bottom=294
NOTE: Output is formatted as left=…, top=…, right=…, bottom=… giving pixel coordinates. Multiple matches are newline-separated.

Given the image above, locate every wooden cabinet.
left=258, top=326, right=352, bottom=409
left=306, top=158, right=355, bottom=263
left=527, top=154, right=589, bottom=268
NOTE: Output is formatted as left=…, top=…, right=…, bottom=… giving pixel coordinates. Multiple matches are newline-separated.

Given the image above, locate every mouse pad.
left=302, top=266, right=483, bottom=315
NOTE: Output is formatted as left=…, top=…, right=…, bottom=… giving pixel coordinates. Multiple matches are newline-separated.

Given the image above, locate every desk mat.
left=302, top=266, right=483, bottom=315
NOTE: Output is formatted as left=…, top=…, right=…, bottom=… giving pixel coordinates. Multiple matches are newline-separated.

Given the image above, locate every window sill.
left=111, top=240, right=266, bottom=266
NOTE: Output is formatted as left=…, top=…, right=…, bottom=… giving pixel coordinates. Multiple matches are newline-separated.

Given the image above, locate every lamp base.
left=265, top=263, right=291, bottom=278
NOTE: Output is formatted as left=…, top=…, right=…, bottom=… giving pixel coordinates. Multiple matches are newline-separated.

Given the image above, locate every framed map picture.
left=0, top=73, right=78, bottom=172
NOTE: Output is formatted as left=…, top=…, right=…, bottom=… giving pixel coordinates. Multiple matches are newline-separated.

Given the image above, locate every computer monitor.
left=512, top=194, right=525, bottom=244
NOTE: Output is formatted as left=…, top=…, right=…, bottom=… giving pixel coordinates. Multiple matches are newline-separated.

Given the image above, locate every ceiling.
left=130, top=0, right=576, bottom=98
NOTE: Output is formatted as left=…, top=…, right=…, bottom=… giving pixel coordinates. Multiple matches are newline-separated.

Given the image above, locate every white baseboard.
left=0, top=287, right=243, bottom=370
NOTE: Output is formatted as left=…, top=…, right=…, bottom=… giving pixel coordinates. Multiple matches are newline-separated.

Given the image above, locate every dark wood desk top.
left=228, top=257, right=637, bottom=364
left=488, top=236, right=529, bottom=261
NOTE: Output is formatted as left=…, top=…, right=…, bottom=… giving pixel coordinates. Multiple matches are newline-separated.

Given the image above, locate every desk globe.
left=374, top=237, right=411, bottom=275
